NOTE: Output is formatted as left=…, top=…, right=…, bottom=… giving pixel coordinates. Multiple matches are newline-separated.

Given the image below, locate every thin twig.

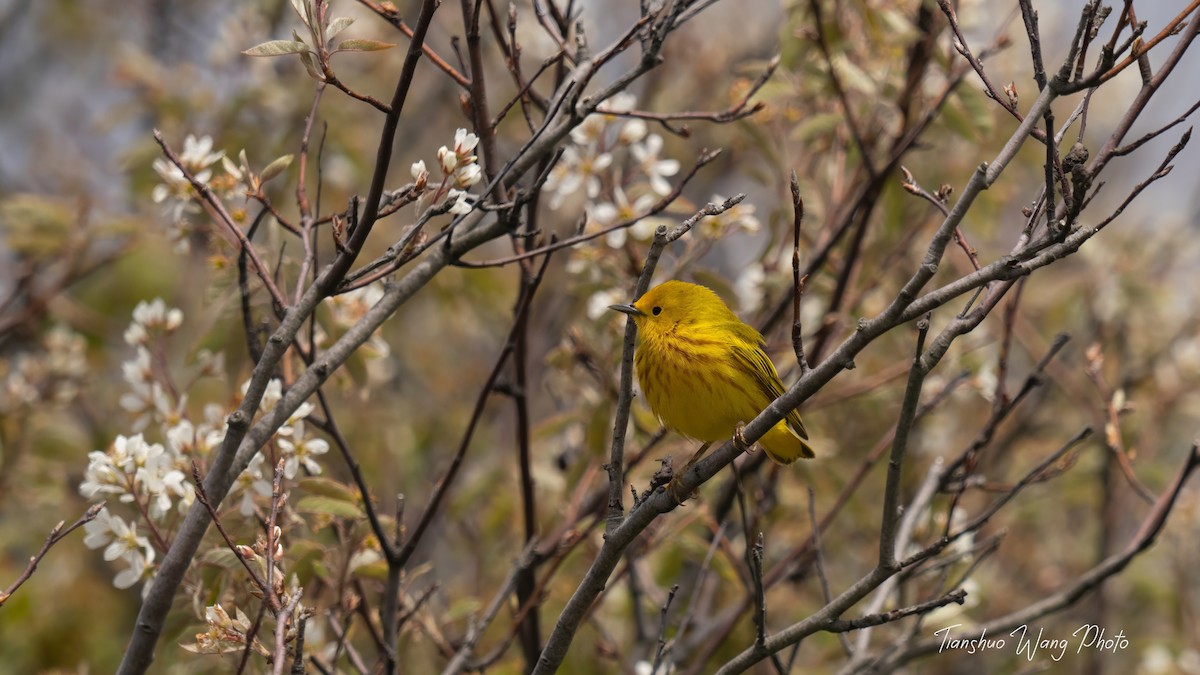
left=459, top=149, right=723, bottom=268
left=650, top=585, right=680, bottom=674
left=0, top=502, right=105, bottom=608
left=790, top=172, right=809, bottom=374
left=807, top=487, right=851, bottom=657
left=154, top=131, right=288, bottom=312
left=392, top=244, right=553, bottom=570
left=189, top=463, right=279, bottom=612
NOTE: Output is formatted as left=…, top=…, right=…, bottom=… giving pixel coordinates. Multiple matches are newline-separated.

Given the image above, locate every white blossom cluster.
left=0, top=325, right=89, bottom=413
left=538, top=92, right=765, bottom=319
left=180, top=530, right=305, bottom=656
left=322, top=282, right=391, bottom=359
left=410, top=127, right=483, bottom=216
left=151, top=135, right=234, bottom=253
left=78, top=299, right=329, bottom=589
left=545, top=92, right=680, bottom=249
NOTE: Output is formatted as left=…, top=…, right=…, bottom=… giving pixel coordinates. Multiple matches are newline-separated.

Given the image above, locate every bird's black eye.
left=652, top=306, right=662, bottom=316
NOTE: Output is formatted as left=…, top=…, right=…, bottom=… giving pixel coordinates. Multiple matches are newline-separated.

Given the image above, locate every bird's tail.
left=759, top=422, right=815, bottom=464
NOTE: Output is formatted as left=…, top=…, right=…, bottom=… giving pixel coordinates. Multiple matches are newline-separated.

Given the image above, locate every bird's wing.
left=730, top=342, right=809, bottom=440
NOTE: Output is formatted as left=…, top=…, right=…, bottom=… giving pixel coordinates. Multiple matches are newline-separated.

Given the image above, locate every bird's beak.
left=608, top=303, right=644, bottom=317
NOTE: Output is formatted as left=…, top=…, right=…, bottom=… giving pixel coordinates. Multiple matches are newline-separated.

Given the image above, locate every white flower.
left=151, top=135, right=224, bottom=230
left=129, top=437, right=185, bottom=518
left=734, top=263, right=766, bottom=315
left=196, top=404, right=228, bottom=453
left=618, top=119, right=648, bottom=145
left=180, top=134, right=225, bottom=171
left=634, top=660, right=674, bottom=675
left=631, top=134, right=679, bottom=196
left=221, top=155, right=244, bottom=183
left=113, top=555, right=152, bottom=589
left=1140, top=645, right=1175, bottom=675
left=974, top=363, right=998, bottom=403
left=453, top=163, right=482, bottom=189
left=80, top=451, right=126, bottom=499
left=600, top=92, right=638, bottom=115
left=83, top=508, right=121, bottom=550
left=278, top=420, right=329, bottom=479
left=44, top=325, right=88, bottom=383
left=453, top=128, right=480, bottom=158
left=570, top=114, right=608, bottom=147
left=563, top=246, right=603, bottom=281
left=283, top=399, right=316, bottom=430
left=410, top=159, right=428, bottom=188
left=348, top=547, right=383, bottom=573
left=109, top=435, right=138, bottom=473
left=166, top=218, right=193, bottom=254
left=447, top=189, right=474, bottom=215
left=588, top=186, right=659, bottom=248
left=700, top=195, right=760, bottom=235
left=947, top=509, right=975, bottom=558
left=922, top=578, right=979, bottom=626
left=87, top=508, right=155, bottom=589
left=124, top=299, right=183, bottom=346
left=195, top=349, right=225, bottom=379
left=328, top=283, right=384, bottom=327
left=245, top=378, right=284, bottom=414
left=587, top=288, right=625, bottom=320
left=119, top=379, right=182, bottom=431
left=543, top=146, right=612, bottom=208
left=437, top=145, right=458, bottom=173
left=233, top=453, right=272, bottom=517
left=121, top=347, right=154, bottom=389
left=83, top=512, right=154, bottom=587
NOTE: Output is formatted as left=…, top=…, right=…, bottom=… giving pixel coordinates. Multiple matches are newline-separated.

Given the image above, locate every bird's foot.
left=733, top=422, right=754, bottom=455
left=666, top=476, right=691, bottom=506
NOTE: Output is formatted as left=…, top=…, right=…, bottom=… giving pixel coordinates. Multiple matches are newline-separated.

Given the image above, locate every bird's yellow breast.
left=634, top=329, right=764, bottom=444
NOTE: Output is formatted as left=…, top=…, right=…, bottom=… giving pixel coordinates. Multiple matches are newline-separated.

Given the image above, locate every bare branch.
left=0, top=503, right=105, bottom=608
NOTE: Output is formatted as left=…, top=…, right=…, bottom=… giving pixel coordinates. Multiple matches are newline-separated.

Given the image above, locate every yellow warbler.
left=609, top=280, right=814, bottom=464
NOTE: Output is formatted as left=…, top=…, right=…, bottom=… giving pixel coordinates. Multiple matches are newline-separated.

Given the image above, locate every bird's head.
left=608, top=280, right=737, bottom=337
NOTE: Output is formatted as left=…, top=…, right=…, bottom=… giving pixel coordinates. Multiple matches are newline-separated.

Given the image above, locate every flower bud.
left=437, top=146, right=457, bottom=173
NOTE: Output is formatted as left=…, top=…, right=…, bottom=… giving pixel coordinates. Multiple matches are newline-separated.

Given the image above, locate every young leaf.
left=243, top=40, right=310, bottom=57
left=298, top=50, right=325, bottom=81
left=326, top=16, right=355, bottom=41
left=297, top=477, right=359, bottom=503
left=335, top=38, right=397, bottom=52
left=291, top=0, right=312, bottom=28
left=296, top=495, right=363, bottom=519
left=260, top=154, right=294, bottom=183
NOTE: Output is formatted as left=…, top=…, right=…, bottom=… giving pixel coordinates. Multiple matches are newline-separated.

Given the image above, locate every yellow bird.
left=609, top=280, right=814, bottom=464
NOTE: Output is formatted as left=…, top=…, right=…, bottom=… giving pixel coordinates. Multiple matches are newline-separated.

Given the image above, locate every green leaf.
left=335, top=38, right=397, bottom=52
left=260, top=154, right=294, bottom=183
left=326, top=16, right=355, bottom=41
left=296, top=495, right=363, bottom=519
left=297, top=49, right=324, bottom=81
left=199, top=547, right=242, bottom=568
left=0, top=194, right=73, bottom=259
left=291, top=0, right=312, bottom=27
left=352, top=558, right=389, bottom=581
left=585, top=399, right=614, bottom=456
left=242, top=39, right=310, bottom=57
left=830, top=53, right=877, bottom=97
left=297, top=477, right=359, bottom=503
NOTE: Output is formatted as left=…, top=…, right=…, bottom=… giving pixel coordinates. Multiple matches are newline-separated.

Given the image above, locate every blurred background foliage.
left=1, top=0, right=1199, bottom=673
